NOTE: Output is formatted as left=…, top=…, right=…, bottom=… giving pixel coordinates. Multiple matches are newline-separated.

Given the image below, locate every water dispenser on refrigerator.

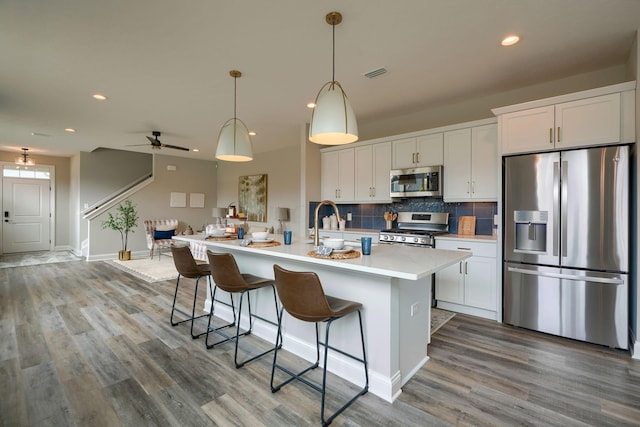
left=513, top=210, right=548, bottom=254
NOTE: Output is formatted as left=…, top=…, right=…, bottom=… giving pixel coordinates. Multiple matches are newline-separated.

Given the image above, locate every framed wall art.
left=238, top=174, right=267, bottom=222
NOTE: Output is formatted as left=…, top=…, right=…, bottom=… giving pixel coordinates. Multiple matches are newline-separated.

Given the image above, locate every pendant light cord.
left=332, top=20, right=336, bottom=83
left=233, top=75, right=237, bottom=120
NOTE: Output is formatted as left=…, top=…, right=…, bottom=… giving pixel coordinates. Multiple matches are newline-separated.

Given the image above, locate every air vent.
left=363, top=67, right=387, bottom=79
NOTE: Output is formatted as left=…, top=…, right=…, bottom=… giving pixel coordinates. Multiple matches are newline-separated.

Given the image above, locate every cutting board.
left=458, top=216, right=476, bottom=235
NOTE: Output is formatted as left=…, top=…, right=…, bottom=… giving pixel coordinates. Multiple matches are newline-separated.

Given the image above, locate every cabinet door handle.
left=335, top=189, right=338, bottom=198
left=549, top=128, right=553, bottom=144
left=372, top=187, right=375, bottom=197
left=459, top=262, right=463, bottom=274
left=471, top=181, right=475, bottom=194
left=416, top=152, right=420, bottom=164
left=466, top=181, right=470, bottom=194
left=557, top=126, right=561, bottom=142
left=412, top=153, right=416, bottom=164
left=464, top=261, right=468, bottom=275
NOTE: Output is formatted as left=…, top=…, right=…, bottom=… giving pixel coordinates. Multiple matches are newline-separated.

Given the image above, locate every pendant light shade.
left=309, top=81, right=358, bottom=145
left=309, top=11, right=358, bottom=146
left=216, top=70, right=253, bottom=162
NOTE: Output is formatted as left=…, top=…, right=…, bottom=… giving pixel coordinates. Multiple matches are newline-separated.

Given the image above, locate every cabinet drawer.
left=435, top=239, right=496, bottom=258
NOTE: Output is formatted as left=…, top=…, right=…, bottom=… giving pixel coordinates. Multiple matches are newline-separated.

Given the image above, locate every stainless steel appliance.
left=390, top=166, right=443, bottom=198
left=379, top=211, right=449, bottom=248
left=503, top=145, right=629, bottom=349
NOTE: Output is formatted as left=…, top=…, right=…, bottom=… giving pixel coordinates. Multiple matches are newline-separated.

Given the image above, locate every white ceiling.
left=1, top=0, right=639, bottom=160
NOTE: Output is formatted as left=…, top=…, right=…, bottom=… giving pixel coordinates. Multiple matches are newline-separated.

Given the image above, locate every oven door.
left=390, top=166, right=442, bottom=197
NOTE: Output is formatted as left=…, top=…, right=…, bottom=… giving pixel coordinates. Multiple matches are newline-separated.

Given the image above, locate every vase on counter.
left=330, top=214, right=338, bottom=230
left=322, top=216, right=331, bottom=229
left=385, top=220, right=393, bottom=230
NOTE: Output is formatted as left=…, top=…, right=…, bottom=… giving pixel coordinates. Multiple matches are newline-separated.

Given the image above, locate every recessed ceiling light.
left=501, top=35, right=520, bottom=46
left=248, top=131, right=256, bottom=136
left=192, top=148, right=199, bottom=152
left=307, top=102, right=316, bottom=109
left=92, top=93, right=108, bottom=100
left=64, top=128, right=76, bottom=132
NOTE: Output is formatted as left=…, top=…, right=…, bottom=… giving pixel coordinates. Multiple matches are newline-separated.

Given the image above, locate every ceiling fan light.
left=215, top=118, right=253, bottom=162
left=309, top=81, right=358, bottom=145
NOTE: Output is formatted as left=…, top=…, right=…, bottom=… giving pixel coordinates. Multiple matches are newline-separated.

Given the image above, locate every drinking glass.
left=283, top=230, right=292, bottom=245
left=361, top=237, right=372, bottom=255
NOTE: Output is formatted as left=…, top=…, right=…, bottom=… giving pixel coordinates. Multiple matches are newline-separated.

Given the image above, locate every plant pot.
left=118, top=250, right=131, bottom=261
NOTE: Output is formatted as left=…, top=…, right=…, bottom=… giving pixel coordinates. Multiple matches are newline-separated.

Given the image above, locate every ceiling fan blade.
left=126, top=143, right=153, bottom=147
left=161, top=143, right=190, bottom=151
left=146, top=136, right=156, bottom=144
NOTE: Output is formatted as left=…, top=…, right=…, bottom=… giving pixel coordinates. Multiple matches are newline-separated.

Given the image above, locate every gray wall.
left=79, top=148, right=153, bottom=207
left=217, top=145, right=303, bottom=236
left=87, top=154, right=218, bottom=259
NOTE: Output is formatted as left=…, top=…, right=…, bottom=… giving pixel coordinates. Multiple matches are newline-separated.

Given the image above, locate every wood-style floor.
left=1, top=260, right=639, bottom=426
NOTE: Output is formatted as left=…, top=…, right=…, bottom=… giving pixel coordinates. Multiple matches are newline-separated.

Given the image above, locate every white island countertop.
left=174, top=235, right=470, bottom=281
left=173, top=234, right=470, bottom=403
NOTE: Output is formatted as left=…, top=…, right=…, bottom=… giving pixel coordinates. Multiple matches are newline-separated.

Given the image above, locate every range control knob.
left=400, top=236, right=406, bottom=242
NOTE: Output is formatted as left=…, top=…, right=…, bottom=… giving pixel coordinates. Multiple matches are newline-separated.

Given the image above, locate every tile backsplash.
left=309, top=198, right=497, bottom=235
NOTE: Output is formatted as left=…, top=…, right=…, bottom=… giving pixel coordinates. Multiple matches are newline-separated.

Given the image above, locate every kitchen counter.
left=174, top=235, right=469, bottom=402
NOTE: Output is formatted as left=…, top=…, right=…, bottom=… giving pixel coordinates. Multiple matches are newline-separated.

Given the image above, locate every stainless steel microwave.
left=390, top=166, right=443, bottom=198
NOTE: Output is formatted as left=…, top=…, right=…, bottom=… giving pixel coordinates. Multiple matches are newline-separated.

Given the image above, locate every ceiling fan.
left=130, top=131, right=190, bottom=151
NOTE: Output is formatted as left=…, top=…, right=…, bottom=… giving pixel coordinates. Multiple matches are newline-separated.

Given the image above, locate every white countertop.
left=175, top=235, right=470, bottom=281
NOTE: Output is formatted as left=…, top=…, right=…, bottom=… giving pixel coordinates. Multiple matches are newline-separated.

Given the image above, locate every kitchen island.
left=174, top=235, right=469, bottom=402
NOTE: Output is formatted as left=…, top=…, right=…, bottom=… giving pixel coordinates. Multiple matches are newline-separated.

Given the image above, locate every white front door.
left=2, top=178, right=51, bottom=253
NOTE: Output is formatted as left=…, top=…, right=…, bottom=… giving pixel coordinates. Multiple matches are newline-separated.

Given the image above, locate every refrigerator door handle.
left=561, top=161, right=568, bottom=258
left=507, top=267, right=624, bottom=285
left=553, top=161, right=560, bottom=256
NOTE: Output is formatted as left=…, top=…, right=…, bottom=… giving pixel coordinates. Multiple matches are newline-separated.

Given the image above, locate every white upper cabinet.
left=392, top=133, right=443, bottom=169
left=321, top=148, right=354, bottom=202
left=355, top=142, right=391, bottom=202
left=497, top=86, right=635, bottom=155
left=443, top=124, right=497, bottom=202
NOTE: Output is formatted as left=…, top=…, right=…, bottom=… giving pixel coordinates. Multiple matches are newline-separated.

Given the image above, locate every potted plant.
left=101, top=199, right=139, bottom=261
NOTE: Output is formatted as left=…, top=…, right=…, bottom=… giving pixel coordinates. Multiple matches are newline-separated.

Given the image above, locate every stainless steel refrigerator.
left=503, top=145, right=629, bottom=349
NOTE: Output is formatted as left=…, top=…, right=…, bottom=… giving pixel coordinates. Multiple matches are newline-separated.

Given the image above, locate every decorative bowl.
left=252, top=231, right=269, bottom=240
left=323, top=238, right=344, bottom=249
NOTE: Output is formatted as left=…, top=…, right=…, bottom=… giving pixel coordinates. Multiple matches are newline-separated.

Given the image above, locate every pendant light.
left=215, top=70, right=253, bottom=162
left=309, top=11, right=358, bottom=145
left=15, top=148, right=35, bottom=166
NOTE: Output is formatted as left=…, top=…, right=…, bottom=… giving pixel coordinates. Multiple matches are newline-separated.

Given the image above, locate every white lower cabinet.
left=435, top=238, right=497, bottom=320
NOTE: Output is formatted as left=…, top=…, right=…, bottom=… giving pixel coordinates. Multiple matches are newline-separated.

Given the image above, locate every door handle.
left=557, top=126, right=561, bottom=142
left=553, top=161, right=559, bottom=256
left=507, top=267, right=624, bottom=285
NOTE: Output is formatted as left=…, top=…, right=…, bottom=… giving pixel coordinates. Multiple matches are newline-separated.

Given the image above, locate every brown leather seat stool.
left=205, top=251, right=281, bottom=368
left=271, top=264, right=369, bottom=427
left=170, top=245, right=214, bottom=339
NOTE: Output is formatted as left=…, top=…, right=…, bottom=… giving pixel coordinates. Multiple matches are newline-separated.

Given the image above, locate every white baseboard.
left=86, top=250, right=150, bottom=262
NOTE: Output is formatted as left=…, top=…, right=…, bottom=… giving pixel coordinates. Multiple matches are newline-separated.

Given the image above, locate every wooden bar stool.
left=170, top=245, right=213, bottom=339
left=205, top=251, right=281, bottom=368
left=271, top=264, right=369, bottom=427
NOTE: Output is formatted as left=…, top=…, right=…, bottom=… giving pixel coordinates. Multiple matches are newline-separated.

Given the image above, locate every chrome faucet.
left=314, top=200, right=342, bottom=246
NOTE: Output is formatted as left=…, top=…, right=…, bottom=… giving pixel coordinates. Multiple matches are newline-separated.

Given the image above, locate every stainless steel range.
left=379, top=212, right=449, bottom=247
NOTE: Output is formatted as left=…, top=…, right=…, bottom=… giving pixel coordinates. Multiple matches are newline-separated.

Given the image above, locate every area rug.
left=431, top=308, right=456, bottom=335
left=106, top=256, right=178, bottom=283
